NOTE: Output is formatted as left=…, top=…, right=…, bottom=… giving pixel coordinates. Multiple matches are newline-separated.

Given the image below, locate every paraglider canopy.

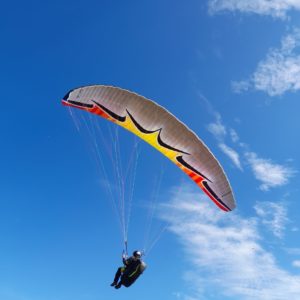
left=62, top=85, right=236, bottom=212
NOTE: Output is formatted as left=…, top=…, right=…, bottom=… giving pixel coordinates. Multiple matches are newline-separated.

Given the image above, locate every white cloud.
left=206, top=113, right=243, bottom=171
left=161, top=186, right=300, bottom=300
left=229, top=128, right=240, bottom=143
left=232, top=80, right=251, bottom=94
left=254, top=201, right=288, bottom=238
left=233, top=29, right=300, bottom=96
left=208, top=0, right=300, bottom=19
left=203, top=100, right=296, bottom=191
left=245, top=152, right=295, bottom=190
left=284, top=247, right=300, bottom=255
left=292, top=260, right=300, bottom=267
left=207, top=113, right=227, bottom=141
left=219, top=143, right=243, bottom=170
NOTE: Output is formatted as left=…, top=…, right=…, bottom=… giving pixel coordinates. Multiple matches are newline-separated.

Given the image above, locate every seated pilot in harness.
left=110, top=250, right=147, bottom=289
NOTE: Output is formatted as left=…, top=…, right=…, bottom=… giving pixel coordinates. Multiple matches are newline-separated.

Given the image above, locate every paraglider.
left=62, top=85, right=236, bottom=288
left=111, top=250, right=147, bottom=289
left=62, top=85, right=235, bottom=212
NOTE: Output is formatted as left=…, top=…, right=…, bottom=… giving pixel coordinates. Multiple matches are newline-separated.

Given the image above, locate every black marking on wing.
left=176, top=156, right=212, bottom=183
left=126, top=109, right=189, bottom=155
left=67, top=100, right=94, bottom=109
left=126, top=109, right=157, bottom=134
left=68, top=98, right=190, bottom=155
left=157, top=131, right=190, bottom=155
left=63, top=89, right=76, bottom=100
left=202, top=181, right=231, bottom=211
left=92, top=101, right=126, bottom=122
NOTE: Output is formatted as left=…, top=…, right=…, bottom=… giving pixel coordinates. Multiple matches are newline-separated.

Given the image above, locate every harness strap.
left=128, top=264, right=140, bottom=278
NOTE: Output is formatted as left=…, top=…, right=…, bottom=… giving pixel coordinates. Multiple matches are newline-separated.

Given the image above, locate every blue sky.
left=1, top=1, right=300, bottom=299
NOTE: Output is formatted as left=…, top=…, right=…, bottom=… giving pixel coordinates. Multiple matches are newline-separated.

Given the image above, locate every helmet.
left=133, top=250, right=142, bottom=258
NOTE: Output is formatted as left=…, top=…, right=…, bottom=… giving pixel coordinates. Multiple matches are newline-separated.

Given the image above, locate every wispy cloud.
left=232, top=29, right=300, bottom=96
left=199, top=96, right=295, bottom=190
left=232, top=80, right=251, bottom=94
left=254, top=201, right=288, bottom=238
left=285, top=247, right=300, bottom=255
left=206, top=113, right=243, bottom=170
left=229, top=128, right=239, bottom=143
left=207, top=113, right=227, bottom=141
left=208, top=0, right=300, bottom=19
left=292, top=260, right=300, bottom=268
left=245, top=152, right=295, bottom=191
left=161, top=186, right=300, bottom=300
left=219, top=143, right=243, bottom=170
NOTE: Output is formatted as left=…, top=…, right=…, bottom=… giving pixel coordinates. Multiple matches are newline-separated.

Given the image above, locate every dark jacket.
left=122, top=257, right=142, bottom=276
left=121, top=256, right=146, bottom=287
